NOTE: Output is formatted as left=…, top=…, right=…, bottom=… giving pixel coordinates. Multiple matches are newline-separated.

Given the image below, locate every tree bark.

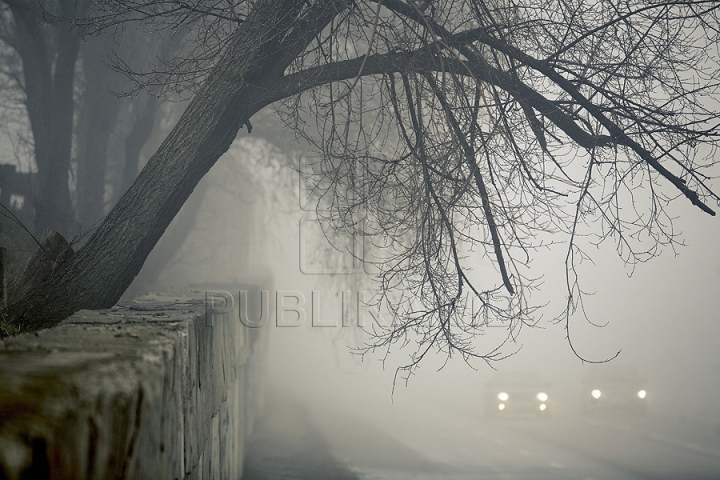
left=2, top=0, right=350, bottom=334
left=123, top=178, right=210, bottom=298
left=8, top=230, right=73, bottom=305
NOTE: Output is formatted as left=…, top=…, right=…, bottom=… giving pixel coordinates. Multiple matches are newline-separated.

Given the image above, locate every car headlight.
left=537, top=392, right=548, bottom=402
left=498, top=392, right=509, bottom=401
left=591, top=389, right=602, bottom=399
left=637, top=390, right=646, bottom=399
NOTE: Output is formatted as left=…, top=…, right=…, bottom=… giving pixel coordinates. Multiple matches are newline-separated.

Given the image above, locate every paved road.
left=241, top=396, right=360, bottom=480
left=242, top=395, right=720, bottom=479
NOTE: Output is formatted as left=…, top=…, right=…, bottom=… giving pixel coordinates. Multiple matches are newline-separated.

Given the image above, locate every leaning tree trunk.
left=1, top=0, right=349, bottom=335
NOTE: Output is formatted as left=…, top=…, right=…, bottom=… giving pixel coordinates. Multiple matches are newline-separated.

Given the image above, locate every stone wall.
left=0, top=292, right=267, bottom=479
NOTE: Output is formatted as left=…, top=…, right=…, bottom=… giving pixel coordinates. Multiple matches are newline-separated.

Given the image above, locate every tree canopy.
left=2, top=0, right=719, bottom=372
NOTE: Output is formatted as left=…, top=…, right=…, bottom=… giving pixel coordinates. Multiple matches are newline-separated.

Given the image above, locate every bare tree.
left=2, top=1, right=719, bottom=375
left=0, top=0, right=87, bottom=236
left=75, top=30, right=173, bottom=233
left=0, top=0, right=171, bottom=239
left=75, top=36, right=126, bottom=231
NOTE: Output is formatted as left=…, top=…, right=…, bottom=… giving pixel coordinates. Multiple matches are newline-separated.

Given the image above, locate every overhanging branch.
left=268, top=46, right=614, bottom=149
left=376, top=0, right=717, bottom=215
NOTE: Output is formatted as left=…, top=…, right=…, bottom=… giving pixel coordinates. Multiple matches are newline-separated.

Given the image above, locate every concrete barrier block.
left=0, top=293, right=266, bottom=479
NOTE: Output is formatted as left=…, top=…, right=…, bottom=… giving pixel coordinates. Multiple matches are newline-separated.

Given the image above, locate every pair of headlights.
left=591, top=389, right=647, bottom=399
left=496, top=391, right=548, bottom=412
left=497, top=403, right=547, bottom=411
left=496, top=392, right=548, bottom=401
left=498, top=392, right=548, bottom=402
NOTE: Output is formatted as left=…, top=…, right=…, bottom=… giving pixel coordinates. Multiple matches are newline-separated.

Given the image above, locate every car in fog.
left=486, top=371, right=552, bottom=418
left=580, top=365, right=647, bottom=416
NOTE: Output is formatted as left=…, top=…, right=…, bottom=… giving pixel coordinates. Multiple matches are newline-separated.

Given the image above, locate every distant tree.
left=0, top=0, right=169, bottom=237
left=74, top=36, right=125, bottom=231
left=75, top=30, right=171, bottom=232
left=2, top=1, right=719, bottom=374
left=0, top=0, right=86, bottom=236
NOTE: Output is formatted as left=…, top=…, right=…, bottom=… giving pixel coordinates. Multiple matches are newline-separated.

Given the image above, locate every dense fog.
left=1, top=1, right=719, bottom=476
left=126, top=118, right=720, bottom=478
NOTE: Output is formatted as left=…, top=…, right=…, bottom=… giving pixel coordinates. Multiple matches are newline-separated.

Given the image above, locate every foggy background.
left=112, top=107, right=720, bottom=477
left=1, top=6, right=718, bottom=471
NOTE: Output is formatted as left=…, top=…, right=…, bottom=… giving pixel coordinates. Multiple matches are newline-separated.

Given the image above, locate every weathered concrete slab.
left=0, top=292, right=267, bottom=479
